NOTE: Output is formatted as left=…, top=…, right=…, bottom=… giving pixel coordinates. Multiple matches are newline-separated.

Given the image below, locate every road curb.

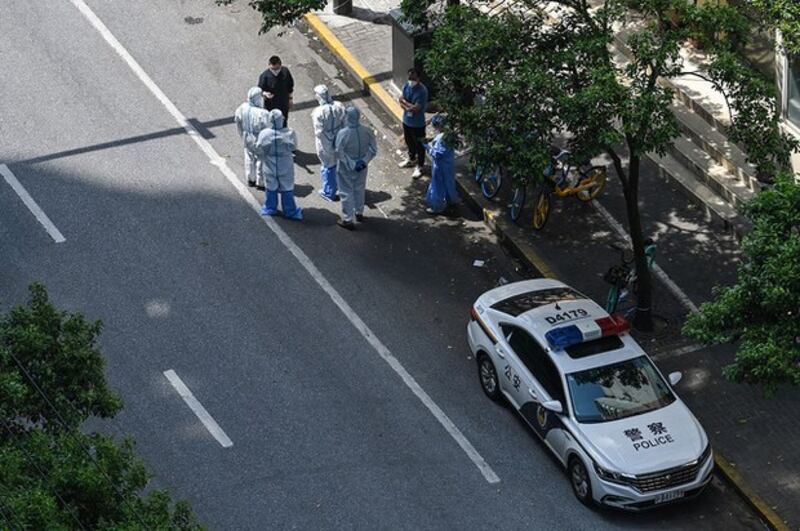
left=714, top=454, right=789, bottom=531
left=303, top=13, right=404, bottom=121
left=304, top=13, right=788, bottom=529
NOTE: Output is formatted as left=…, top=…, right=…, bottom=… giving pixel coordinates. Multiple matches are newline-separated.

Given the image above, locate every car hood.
left=574, top=401, right=707, bottom=475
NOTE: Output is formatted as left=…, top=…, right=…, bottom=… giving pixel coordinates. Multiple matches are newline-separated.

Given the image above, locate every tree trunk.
left=621, top=155, right=654, bottom=331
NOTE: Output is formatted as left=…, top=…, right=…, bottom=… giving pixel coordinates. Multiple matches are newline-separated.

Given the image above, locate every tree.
left=216, top=0, right=326, bottom=33
left=683, top=173, right=800, bottom=395
left=416, top=0, right=797, bottom=331
left=0, top=284, right=202, bottom=529
left=1, top=283, right=122, bottom=433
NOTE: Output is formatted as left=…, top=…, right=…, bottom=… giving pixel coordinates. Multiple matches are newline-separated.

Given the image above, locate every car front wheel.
left=569, top=457, right=594, bottom=507
left=477, top=354, right=502, bottom=402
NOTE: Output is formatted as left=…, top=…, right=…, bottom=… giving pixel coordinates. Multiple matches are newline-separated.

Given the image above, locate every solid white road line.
left=71, top=0, right=500, bottom=484
left=0, top=164, right=66, bottom=243
left=163, top=370, right=233, bottom=448
left=591, top=200, right=700, bottom=313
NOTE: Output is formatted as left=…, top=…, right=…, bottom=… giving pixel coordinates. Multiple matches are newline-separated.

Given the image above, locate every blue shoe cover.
left=261, top=191, right=279, bottom=216
left=281, top=191, right=303, bottom=220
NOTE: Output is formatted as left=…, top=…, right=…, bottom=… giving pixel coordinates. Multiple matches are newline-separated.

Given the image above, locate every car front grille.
left=630, top=455, right=709, bottom=493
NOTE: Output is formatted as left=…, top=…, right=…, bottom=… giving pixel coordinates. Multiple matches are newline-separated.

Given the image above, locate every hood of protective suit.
left=269, top=108, right=285, bottom=129
left=314, top=84, right=332, bottom=105
left=248, top=86, right=263, bottom=108
left=345, top=106, right=360, bottom=128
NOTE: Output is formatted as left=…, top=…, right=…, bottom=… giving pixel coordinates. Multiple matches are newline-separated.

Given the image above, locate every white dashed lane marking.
left=0, top=163, right=66, bottom=243
left=163, top=370, right=233, bottom=448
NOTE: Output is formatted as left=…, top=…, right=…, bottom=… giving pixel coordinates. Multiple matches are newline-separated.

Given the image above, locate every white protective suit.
left=311, top=85, right=346, bottom=168
left=334, top=107, right=378, bottom=222
left=311, top=85, right=346, bottom=201
left=234, top=87, right=270, bottom=187
left=256, top=109, right=302, bottom=220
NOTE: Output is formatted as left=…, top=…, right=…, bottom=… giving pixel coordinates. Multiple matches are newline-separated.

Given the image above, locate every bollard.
left=332, top=0, right=353, bottom=15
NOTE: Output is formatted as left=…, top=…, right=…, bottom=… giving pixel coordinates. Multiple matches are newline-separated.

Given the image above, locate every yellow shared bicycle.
left=530, top=149, right=607, bottom=230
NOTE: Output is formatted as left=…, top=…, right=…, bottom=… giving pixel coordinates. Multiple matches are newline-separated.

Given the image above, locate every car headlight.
left=594, top=462, right=636, bottom=485
left=697, top=443, right=712, bottom=465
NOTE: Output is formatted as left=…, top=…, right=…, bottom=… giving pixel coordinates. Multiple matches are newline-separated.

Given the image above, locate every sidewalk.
left=303, top=3, right=800, bottom=529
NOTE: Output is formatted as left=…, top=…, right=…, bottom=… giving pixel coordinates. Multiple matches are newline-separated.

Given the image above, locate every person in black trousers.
left=398, top=68, right=429, bottom=179
left=258, top=56, right=295, bottom=126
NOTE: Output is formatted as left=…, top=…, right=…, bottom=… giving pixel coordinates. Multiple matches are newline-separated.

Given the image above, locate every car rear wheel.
left=569, top=457, right=594, bottom=507
left=477, top=354, right=502, bottom=402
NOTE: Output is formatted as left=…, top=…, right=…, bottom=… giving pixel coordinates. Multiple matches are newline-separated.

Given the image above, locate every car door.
left=498, top=324, right=536, bottom=410
left=522, top=341, right=571, bottom=461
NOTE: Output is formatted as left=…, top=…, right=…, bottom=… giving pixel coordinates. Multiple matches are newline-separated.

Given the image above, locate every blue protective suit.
left=234, top=87, right=270, bottom=186
left=334, top=107, right=377, bottom=222
left=425, top=131, right=459, bottom=213
left=255, top=109, right=302, bottom=220
left=311, top=85, right=346, bottom=201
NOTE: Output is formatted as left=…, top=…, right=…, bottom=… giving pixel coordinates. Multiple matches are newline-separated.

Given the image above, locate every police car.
left=468, top=279, right=713, bottom=510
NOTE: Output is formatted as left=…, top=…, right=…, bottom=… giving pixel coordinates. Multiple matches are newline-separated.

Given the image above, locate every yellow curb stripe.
left=481, top=208, right=557, bottom=279
left=714, top=454, right=789, bottom=531
left=304, top=13, right=404, bottom=121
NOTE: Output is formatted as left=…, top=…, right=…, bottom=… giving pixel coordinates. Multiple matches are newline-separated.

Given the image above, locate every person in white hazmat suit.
left=311, top=84, right=346, bottom=202
left=234, top=87, right=271, bottom=189
left=334, top=106, right=377, bottom=230
left=256, top=109, right=302, bottom=220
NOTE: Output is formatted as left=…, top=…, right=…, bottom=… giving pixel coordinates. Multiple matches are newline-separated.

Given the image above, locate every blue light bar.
left=545, top=325, right=583, bottom=349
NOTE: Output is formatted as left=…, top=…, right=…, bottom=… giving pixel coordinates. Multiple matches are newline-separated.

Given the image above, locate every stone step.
left=670, top=101, right=762, bottom=193
left=647, top=150, right=750, bottom=239
left=668, top=135, right=756, bottom=209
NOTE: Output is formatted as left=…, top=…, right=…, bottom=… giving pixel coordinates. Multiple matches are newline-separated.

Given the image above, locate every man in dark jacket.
left=258, top=56, right=295, bottom=126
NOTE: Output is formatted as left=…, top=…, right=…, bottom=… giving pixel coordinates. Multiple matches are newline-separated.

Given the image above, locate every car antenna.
left=554, top=302, right=561, bottom=310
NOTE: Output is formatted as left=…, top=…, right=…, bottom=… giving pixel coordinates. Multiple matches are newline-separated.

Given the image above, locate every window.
left=501, top=325, right=566, bottom=404
left=566, top=356, right=676, bottom=423
left=491, top=287, right=583, bottom=316
left=564, top=335, right=624, bottom=358
left=788, top=55, right=800, bottom=128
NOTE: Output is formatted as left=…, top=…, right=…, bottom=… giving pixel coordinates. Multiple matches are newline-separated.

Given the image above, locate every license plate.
left=655, top=490, right=684, bottom=504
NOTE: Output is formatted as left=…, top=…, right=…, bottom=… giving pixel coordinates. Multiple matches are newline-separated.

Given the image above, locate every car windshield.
left=566, top=356, right=675, bottom=423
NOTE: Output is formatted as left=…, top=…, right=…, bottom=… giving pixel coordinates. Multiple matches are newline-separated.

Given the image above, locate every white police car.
left=467, top=279, right=713, bottom=510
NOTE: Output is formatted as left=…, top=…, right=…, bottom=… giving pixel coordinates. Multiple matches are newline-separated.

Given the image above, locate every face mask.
left=409, top=80, right=418, bottom=87
left=270, top=67, right=281, bottom=75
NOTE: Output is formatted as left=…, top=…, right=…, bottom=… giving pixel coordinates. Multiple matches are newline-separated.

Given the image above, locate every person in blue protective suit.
left=311, top=84, right=346, bottom=202
left=255, top=109, right=302, bottom=220
left=334, top=106, right=378, bottom=230
left=234, top=87, right=271, bottom=189
left=424, top=114, right=460, bottom=215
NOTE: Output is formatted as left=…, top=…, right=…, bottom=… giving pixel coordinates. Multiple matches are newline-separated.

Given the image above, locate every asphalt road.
left=0, top=1, right=762, bottom=529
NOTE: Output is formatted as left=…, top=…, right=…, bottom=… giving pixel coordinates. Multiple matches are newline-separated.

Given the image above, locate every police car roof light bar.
left=545, top=325, right=583, bottom=350
left=594, top=315, right=630, bottom=336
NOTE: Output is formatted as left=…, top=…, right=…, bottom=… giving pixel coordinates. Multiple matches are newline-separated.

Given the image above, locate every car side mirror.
left=669, top=372, right=682, bottom=386
left=542, top=400, right=563, bottom=414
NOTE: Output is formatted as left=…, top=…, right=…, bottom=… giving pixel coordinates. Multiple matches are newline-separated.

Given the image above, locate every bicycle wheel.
left=510, top=184, right=527, bottom=223
left=531, top=186, right=551, bottom=230
left=481, top=167, right=503, bottom=199
left=577, top=166, right=607, bottom=202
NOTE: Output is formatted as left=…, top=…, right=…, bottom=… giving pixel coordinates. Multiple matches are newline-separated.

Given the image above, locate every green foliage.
left=0, top=283, right=122, bottom=432
left=400, top=0, right=436, bottom=29
left=423, top=6, right=556, bottom=184
left=750, top=0, right=800, bottom=55
left=216, top=0, right=327, bottom=33
left=0, top=284, right=202, bottom=529
left=684, top=174, right=800, bottom=395
left=0, top=430, right=202, bottom=530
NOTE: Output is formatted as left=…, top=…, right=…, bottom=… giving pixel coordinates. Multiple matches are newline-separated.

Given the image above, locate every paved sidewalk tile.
left=315, top=4, right=800, bottom=528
